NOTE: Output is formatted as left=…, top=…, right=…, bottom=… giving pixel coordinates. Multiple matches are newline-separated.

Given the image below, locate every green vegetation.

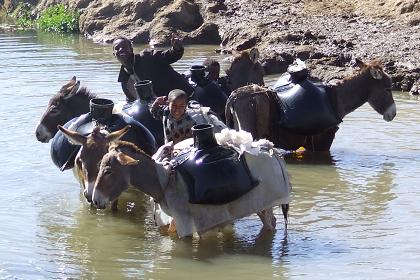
left=37, top=4, right=80, bottom=33
left=10, top=2, right=34, bottom=28
left=8, top=3, right=79, bottom=33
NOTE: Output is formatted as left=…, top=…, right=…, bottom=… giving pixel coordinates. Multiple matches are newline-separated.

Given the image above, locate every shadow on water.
left=36, top=182, right=292, bottom=278
left=36, top=204, right=291, bottom=279
left=172, top=227, right=289, bottom=260
left=284, top=150, right=336, bottom=165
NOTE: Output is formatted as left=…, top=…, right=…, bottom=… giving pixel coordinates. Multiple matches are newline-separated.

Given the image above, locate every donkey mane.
left=338, top=59, right=384, bottom=85
left=227, top=84, right=267, bottom=105
left=84, top=125, right=110, bottom=147
left=225, top=84, right=268, bottom=128
left=73, top=86, right=96, bottom=100
left=235, top=84, right=266, bottom=94
left=111, top=140, right=150, bottom=159
left=58, top=85, right=97, bottom=100
left=233, top=50, right=252, bottom=62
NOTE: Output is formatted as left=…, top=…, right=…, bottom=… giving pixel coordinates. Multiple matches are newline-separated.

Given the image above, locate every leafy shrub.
left=37, top=4, right=79, bottom=33
left=10, top=2, right=34, bottom=28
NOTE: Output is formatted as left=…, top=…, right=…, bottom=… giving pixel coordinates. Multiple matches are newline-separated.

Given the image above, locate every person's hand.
left=154, top=96, right=167, bottom=106
left=171, top=34, right=183, bottom=51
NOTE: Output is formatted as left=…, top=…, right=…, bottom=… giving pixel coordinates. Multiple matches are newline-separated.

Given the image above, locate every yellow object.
left=295, top=147, right=306, bottom=153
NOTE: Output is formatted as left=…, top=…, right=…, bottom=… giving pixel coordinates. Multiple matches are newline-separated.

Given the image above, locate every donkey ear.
left=355, top=58, right=366, bottom=68
left=116, top=152, right=139, bottom=166
left=249, top=48, right=260, bottom=64
left=109, top=142, right=118, bottom=152
left=63, top=81, right=80, bottom=99
left=107, top=125, right=131, bottom=142
left=369, top=68, right=383, bottom=80
left=59, top=76, right=77, bottom=92
left=58, top=125, right=87, bottom=145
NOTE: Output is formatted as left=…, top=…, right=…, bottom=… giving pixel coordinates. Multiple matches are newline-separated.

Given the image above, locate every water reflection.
left=36, top=189, right=153, bottom=279
left=287, top=149, right=397, bottom=223
left=36, top=188, right=292, bottom=279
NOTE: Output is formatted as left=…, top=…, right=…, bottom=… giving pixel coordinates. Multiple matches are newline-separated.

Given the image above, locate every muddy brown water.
left=0, top=29, right=419, bottom=279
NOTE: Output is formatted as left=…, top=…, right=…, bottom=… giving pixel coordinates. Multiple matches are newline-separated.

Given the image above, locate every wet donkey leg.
left=257, top=208, right=276, bottom=230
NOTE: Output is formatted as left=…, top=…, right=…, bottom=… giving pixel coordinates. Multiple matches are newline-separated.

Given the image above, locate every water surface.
left=0, top=29, right=419, bottom=279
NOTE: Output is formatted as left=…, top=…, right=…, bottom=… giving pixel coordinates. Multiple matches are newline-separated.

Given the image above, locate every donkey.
left=58, top=125, right=130, bottom=207
left=92, top=136, right=291, bottom=238
left=225, top=58, right=396, bottom=151
left=225, top=47, right=265, bottom=92
left=35, top=76, right=96, bottom=143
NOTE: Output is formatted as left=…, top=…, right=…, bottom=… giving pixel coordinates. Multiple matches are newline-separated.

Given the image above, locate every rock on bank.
left=2, top=0, right=420, bottom=92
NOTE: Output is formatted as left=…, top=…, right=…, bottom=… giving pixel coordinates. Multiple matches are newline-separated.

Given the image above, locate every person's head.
left=190, top=65, right=206, bottom=85
left=113, top=36, right=134, bottom=67
left=203, top=58, right=220, bottom=81
left=168, top=89, right=188, bottom=120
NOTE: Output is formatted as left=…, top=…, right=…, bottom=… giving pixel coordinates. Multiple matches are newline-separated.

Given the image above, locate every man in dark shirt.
left=202, top=58, right=231, bottom=96
left=113, top=36, right=194, bottom=102
left=190, top=65, right=228, bottom=122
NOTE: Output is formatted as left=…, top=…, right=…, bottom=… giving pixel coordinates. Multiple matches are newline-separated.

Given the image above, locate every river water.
left=0, top=28, right=419, bottom=280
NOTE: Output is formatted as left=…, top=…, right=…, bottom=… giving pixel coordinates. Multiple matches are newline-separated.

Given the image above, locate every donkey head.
left=58, top=124, right=130, bottom=202
left=225, top=48, right=265, bottom=92
left=35, top=76, right=94, bottom=143
left=92, top=143, right=140, bottom=209
left=355, top=58, right=396, bottom=122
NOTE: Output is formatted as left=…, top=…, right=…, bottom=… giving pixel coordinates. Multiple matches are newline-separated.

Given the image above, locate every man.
left=189, top=64, right=227, bottom=121
left=202, top=58, right=221, bottom=81
left=113, top=35, right=194, bottom=102
left=202, top=58, right=231, bottom=96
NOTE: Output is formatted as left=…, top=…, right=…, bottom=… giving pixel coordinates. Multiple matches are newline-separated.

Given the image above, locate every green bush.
left=37, top=4, right=79, bottom=33
left=10, top=2, right=34, bottom=28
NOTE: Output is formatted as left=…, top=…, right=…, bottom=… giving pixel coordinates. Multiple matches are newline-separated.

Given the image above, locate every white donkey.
left=92, top=129, right=292, bottom=238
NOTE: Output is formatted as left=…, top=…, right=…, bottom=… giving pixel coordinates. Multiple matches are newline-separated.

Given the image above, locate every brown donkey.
left=226, top=59, right=396, bottom=151
left=35, top=76, right=96, bottom=143
left=225, top=47, right=265, bottom=92
left=58, top=125, right=130, bottom=206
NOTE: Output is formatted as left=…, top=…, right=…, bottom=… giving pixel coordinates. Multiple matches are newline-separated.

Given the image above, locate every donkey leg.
left=257, top=208, right=276, bottom=231
left=168, top=219, right=177, bottom=234
left=281, top=204, right=289, bottom=228
left=111, top=199, right=118, bottom=211
left=310, top=126, right=339, bottom=151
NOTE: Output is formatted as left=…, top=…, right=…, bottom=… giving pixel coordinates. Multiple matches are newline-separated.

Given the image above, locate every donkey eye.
left=50, top=107, right=60, bottom=115
left=104, top=169, right=112, bottom=176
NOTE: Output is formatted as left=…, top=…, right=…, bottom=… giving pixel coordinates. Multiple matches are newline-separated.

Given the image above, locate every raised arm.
left=153, top=36, right=184, bottom=65
left=150, top=96, right=168, bottom=120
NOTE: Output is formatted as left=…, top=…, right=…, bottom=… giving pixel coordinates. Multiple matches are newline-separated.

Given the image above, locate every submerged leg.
left=306, top=126, right=339, bottom=151
left=257, top=208, right=276, bottom=230
left=281, top=204, right=289, bottom=228
left=111, top=199, right=118, bottom=211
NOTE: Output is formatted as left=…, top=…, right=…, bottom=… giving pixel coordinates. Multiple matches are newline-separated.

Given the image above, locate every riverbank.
left=2, top=0, right=419, bottom=93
